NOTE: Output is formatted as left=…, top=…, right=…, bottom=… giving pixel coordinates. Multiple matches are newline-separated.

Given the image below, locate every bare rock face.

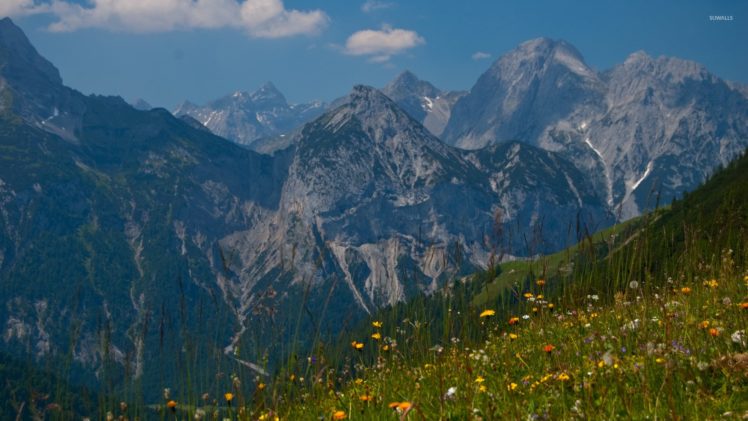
left=443, top=38, right=748, bottom=218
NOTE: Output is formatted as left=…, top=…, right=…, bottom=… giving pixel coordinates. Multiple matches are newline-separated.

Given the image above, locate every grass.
left=275, top=269, right=748, bottom=419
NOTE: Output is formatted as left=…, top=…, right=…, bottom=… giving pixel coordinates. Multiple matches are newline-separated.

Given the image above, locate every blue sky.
left=5, top=0, right=747, bottom=108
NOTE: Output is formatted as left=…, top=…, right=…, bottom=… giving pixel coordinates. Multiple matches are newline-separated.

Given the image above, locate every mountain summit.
left=382, top=71, right=465, bottom=136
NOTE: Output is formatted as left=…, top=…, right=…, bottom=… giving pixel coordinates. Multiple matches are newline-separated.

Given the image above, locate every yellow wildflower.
left=557, top=373, right=570, bottom=382
left=507, top=382, right=518, bottom=391
left=333, top=410, right=346, bottom=420
left=371, top=332, right=382, bottom=340
left=703, top=279, right=719, bottom=288
left=372, top=321, right=383, bottom=328
left=480, top=309, right=496, bottom=318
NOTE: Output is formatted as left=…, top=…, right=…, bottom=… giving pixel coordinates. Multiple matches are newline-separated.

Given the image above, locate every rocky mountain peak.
left=323, top=85, right=418, bottom=134
left=490, top=37, right=593, bottom=77
left=384, top=70, right=440, bottom=98
left=0, top=17, right=63, bottom=89
left=250, top=81, right=287, bottom=107
left=617, top=51, right=710, bottom=83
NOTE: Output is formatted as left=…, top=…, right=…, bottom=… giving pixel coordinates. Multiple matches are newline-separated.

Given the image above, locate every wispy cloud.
left=472, top=51, right=491, bottom=60
left=344, top=25, right=424, bottom=62
left=0, top=0, right=49, bottom=17
left=2, top=0, right=328, bottom=38
left=361, top=0, right=394, bottom=13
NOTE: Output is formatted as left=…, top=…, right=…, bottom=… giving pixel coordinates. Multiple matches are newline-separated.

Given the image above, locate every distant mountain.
left=442, top=38, right=748, bottom=218
left=382, top=71, right=466, bottom=136
left=130, top=98, right=152, bottom=111
left=174, top=82, right=326, bottom=147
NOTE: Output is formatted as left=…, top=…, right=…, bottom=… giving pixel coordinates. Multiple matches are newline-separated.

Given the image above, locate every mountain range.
left=173, top=82, right=326, bottom=148
left=1, top=16, right=747, bottom=397
left=174, top=70, right=465, bottom=149
left=442, top=38, right=748, bottom=218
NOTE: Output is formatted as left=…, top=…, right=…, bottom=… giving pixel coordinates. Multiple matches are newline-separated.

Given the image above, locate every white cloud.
left=472, top=51, right=491, bottom=60
left=361, top=0, right=394, bottom=13
left=344, top=25, right=424, bottom=62
left=0, top=0, right=49, bottom=17
left=3, top=0, right=328, bottom=38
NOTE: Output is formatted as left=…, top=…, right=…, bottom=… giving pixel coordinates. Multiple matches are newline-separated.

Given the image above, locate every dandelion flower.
left=507, top=382, right=518, bottom=391
left=508, top=316, right=520, bottom=325
left=398, top=402, right=412, bottom=411
left=480, top=309, right=496, bottom=318
left=388, top=402, right=400, bottom=409
left=224, top=393, right=234, bottom=405
left=681, top=287, right=692, bottom=294
left=703, top=279, right=719, bottom=288
left=166, top=401, right=177, bottom=412
left=479, top=385, right=487, bottom=392
left=543, top=344, right=555, bottom=353
left=536, top=279, right=546, bottom=286
left=709, top=328, right=720, bottom=337
left=382, top=345, right=390, bottom=351
left=740, top=302, right=748, bottom=310
left=360, top=394, right=374, bottom=402
left=333, top=410, right=346, bottom=420
left=257, top=382, right=266, bottom=391
left=557, top=373, right=570, bottom=381
left=523, top=292, right=534, bottom=299
left=475, top=376, right=485, bottom=383
left=699, top=320, right=710, bottom=329
left=509, top=333, right=519, bottom=340
left=371, top=332, right=381, bottom=340
left=372, top=321, right=383, bottom=328
left=351, top=341, right=364, bottom=350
